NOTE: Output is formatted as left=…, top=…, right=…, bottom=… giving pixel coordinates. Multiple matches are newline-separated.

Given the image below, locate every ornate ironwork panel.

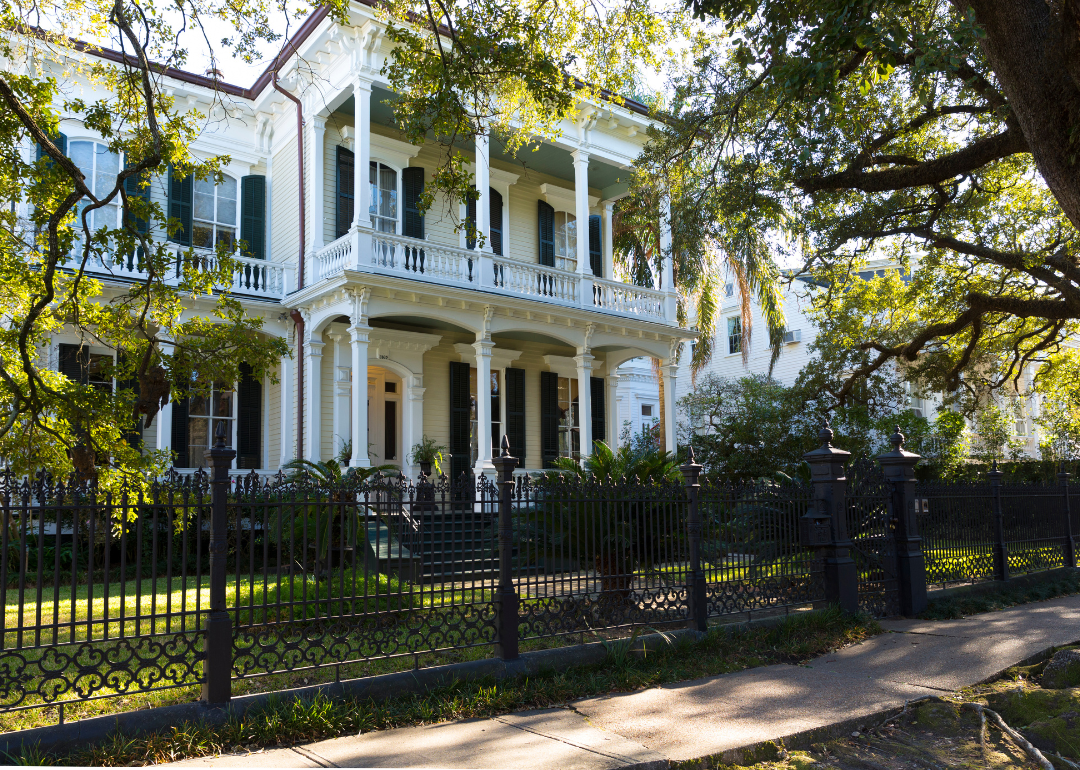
left=847, top=463, right=899, bottom=618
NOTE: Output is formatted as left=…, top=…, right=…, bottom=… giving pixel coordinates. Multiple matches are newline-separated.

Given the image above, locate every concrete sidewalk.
left=171, top=594, right=1080, bottom=769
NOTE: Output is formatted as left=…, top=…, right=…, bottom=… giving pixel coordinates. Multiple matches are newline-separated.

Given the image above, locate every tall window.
left=188, top=382, right=234, bottom=468
left=369, top=162, right=398, bottom=233
left=553, top=212, right=576, bottom=269
left=1012, top=395, right=1028, bottom=437
left=557, top=376, right=580, bottom=458
left=727, top=316, right=742, bottom=355
left=192, top=176, right=237, bottom=249
left=69, top=141, right=120, bottom=243
left=466, top=367, right=503, bottom=464
left=490, top=370, right=501, bottom=454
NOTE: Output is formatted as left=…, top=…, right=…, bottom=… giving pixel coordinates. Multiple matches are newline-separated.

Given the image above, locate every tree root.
left=961, top=702, right=1055, bottom=770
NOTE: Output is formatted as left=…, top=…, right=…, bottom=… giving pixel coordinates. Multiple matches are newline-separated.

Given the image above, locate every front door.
left=367, top=366, right=403, bottom=470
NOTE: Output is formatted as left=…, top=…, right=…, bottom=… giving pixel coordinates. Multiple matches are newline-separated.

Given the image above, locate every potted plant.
left=409, top=436, right=446, bottom=478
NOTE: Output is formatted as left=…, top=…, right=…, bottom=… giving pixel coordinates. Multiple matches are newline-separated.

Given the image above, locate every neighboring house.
left=31, top=4, right=693, bottom=478
left=613, top=358, right=661, bottom=445
left=674, top=262, right=1044, bottom=458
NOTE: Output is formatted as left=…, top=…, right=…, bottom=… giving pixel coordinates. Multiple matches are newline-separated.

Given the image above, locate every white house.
left=674, top=262, right=1045, bottom=458
left=27, top=3, right=695, bottom=478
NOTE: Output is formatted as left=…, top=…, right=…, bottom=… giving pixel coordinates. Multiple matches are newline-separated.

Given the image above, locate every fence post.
left=492, top=436, right=520, bottom=661
left=680, top=447, right=707, bottom=633
left=877, top=427, right=927, bottom=617
left=1060, top=464, right=1075, bottom=569
left=203, top=421, right=236, bottom=706
left=802, top=418, right=859, bottom=614
left=989, top=462, right=1009, bottom=582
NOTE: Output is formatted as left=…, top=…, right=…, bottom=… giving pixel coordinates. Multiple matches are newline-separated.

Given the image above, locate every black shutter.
left=168, top=165, right=193, bottom=246
left=240, top=175, right=266, bottom=260
left=589, top=214, right=602, bottom=278
left=489, top=188, right=503, bottom=256
left=505, top=367, right=525, bottom=463
left=449, top=361, right=472, bottom=481
left=171, top=393, right=189, bottom=468
left=335, top=145, right=354, bottom=239
left=403, top=167, right=425, bottom=239
left=465, top=190, right=477, bottom=250
left=237, top=363, right=262, bottom=469
left=591, top=376, right=606, bottom=451
left=540, top=370, right=559, bottom=468
left=58, top=343, right=87, bottom=384
left=538, top=200, right=555, bottom=267
left=123, top=172, right=151, bottom=235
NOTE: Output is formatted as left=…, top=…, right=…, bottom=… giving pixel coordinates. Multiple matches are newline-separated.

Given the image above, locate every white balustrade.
left=370, top=230, right=475, bottom=286
left=315, top=233, right=353, bottom=280
left=492, top=257, right=579, bottom=305
left=592, top=277, right=667, bottom=320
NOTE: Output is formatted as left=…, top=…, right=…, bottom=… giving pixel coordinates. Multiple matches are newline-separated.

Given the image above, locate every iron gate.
left=846, top=462, right=899, bottom=618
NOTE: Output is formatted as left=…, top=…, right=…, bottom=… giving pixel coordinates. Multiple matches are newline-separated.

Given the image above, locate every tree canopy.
left=638, top=0, right=1080, bottom=400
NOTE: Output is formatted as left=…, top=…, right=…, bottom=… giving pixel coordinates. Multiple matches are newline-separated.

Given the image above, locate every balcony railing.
left=314, top=229, right=672, bottom=323
left=88, top=245, right=294, bottom=300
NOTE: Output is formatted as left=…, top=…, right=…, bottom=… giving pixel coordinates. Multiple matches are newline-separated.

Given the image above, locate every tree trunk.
left=962, top=0, right=1080, bottom=231
left=653, top=357, right=666, bottom=453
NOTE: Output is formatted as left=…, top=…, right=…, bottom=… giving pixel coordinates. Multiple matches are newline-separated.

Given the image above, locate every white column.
left=304, top=337, right=324, bottom=462
left=474, top=131, right=493, bottom=288
left=660, top=195, right=677, bottom=321
left=473, top=339, right=495, bottom=474
left=571, top=149, right=593, bottom=308
left=575, top=349, right=593, bottom=458
left=606, top=373, right=620, bottom=449
left=662, top=360, right=678, bottom=455
left=279, top=352, right=293, bottom=467
left=353, top=78, right=372, bottom=230
left=601, top=200, right=614, bottom=281
left=156, top=338, right=175, bottom=459
left=329, top=330, right=351, bottom=457
left=405, top=375, right=425, bottom=477
left=614, top=378, right=625, bottom=449
left=310, top=115, right=326, bottom=253
left=348, top=323, right=370, bottom=467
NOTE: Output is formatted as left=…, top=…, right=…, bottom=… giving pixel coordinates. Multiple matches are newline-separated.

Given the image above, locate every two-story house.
left=39, top=3, right=693, bottom=479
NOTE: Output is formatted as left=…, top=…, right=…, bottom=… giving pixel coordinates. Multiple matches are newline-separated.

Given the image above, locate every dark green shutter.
left=506, top=367, right=525, bottom=463
left=237, top=363, right=262, bottom=469
left=171, top=389, right=189, bottom=468
left=168, top=165, right=193, bottom=246
left=403, top=167, right=425, bottom=239
left=36, top=132, right=67, bottom=164
left=538, top=200, right=555, bottom=267
left=465, top=190, right=477, bottom=250
left=489, top=188, right=503, bottom=256
left=591, top=377, right=606, bottom=451
left=123, top=172, right=151, bottom=236
left=335, top=145, right=354, bottom=239
left=449, top=361, right=472, bottom=481
left=240, top=175, right=266, bottom=260
left=59, top=343, right=88, bottom=384
left=540, top=370, right=559, bottom=468
left=117, top=352, right=142, bottom=450
left=589, top=214, right=602, bottom=278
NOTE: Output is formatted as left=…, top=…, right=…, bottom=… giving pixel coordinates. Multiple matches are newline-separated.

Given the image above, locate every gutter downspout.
left=273, top=68, right=306, bottom=460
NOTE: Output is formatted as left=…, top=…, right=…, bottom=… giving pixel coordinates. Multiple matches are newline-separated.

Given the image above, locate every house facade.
left=35, top=3, right=693, bottom=478
left=674, top=264, right=1045, bottom=458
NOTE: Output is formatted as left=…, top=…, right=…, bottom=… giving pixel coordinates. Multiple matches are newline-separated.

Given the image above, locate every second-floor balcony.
left=314, top=228, right=674, bottom=324
left=87, top=244, right=295, bottom=301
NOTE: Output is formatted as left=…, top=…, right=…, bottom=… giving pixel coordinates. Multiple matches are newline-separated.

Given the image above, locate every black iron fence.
left=0, top=424, right=1078, bottom=720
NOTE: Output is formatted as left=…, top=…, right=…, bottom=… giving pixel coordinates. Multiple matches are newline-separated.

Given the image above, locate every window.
left=187, top=382, right=234, bottom=468
left=369, top=162, right=398, bottom=233
left=907, top=383, right=925, bottom=418
left=192, top=176, right=237, bottom=249
left=69, top=141, right=120, bottom=245
left=727, top=316, right=742, bottom=355
left=1012, top=396, right=1028, bottom=437
left=467, top=367, right=503, bottom=464
left=553, top=212, right=577, bottom=269
left=557, top=376, right=580, bottom=459
left=641, top=404, right=653, bottom=417
left=724, top=282, right=734, bottom=297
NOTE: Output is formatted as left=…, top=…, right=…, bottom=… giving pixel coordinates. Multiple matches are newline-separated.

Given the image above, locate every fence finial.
left=890, top=425, right=905, bottom=451
left=214, top=420, right=228, bottom=449
left=687, top=444, right=696, bottom=464
left=819, top=415, right=834, bottom=446
left=500, top=434, right=511, bottom=457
